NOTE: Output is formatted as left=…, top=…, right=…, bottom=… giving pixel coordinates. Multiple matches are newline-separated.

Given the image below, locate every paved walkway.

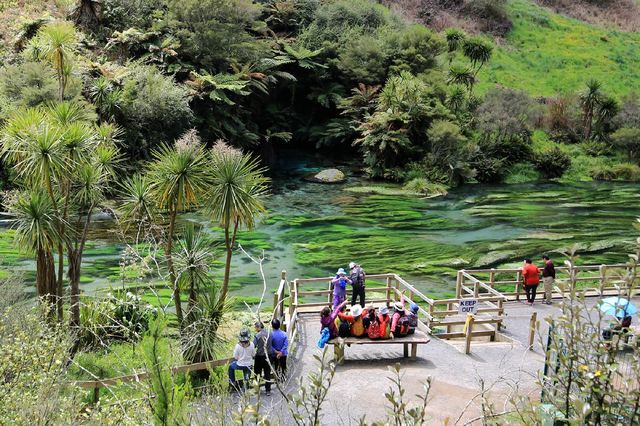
left=289, top=297, right=638, bottom=425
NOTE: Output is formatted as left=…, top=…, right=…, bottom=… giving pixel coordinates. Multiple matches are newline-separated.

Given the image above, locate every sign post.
left=458, top=298, right=478, bottom=315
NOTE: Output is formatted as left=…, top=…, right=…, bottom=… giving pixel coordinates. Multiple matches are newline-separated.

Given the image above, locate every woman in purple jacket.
left=330, top=268, right=351, bottom=309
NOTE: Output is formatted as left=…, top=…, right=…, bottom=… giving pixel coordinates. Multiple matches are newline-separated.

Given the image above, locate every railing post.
left=599, top=264, right=607, bottom=295
left=394, top=278, right=400, bottom=301
left=93, top=386, right=100, bottom=404
left=473, top=281, right=479, bottom=298
left=386, top=276, right=392, bottom=305
left=464, top=314, right=475, bottom=355
left=489, top=269, right=495, bottom=289
left=456, top=270, right=463, bottom=299
left=528, top=311, right=537, bottom=350
left=515, top=270, right=522, bottom=301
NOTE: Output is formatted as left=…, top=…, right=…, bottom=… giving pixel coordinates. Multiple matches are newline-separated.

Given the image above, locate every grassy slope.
left=477, top=0, right=640, bottom=97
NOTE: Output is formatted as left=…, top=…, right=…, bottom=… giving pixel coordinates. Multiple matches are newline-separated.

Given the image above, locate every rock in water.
left=306, top=168, right=346, bottom=183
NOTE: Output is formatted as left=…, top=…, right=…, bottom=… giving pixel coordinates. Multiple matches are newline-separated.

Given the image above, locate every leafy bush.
left=610, top=127, right=640, bottom=161
left=610, top=163, right=640, bottom=181
left=117, top=65, right=193, bottom=159
left=534, top=147, right=572, bottom=179
left=78, top=291, right=157, bottom=350
left=102, top=0, right=161, bottom=32
left=0, top=62, right=57, bottom=117
left=476, top=87, right=542, bottom=142
left=583, top=140, right=612, bottom=157
left=403, top=178, right=448, bottom=196
left=504, top=162, right=541, bottom=184
left=470, top=155, right=507, bottom=183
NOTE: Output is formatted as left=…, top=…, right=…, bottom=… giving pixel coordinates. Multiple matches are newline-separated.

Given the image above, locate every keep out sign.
left=458, top=299, right=478, bottom=314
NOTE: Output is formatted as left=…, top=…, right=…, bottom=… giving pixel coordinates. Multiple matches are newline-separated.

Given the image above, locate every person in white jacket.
left=228, top=330, right=256, bottom=391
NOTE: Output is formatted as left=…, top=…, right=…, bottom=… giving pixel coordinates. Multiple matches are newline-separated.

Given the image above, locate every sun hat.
left=350, top=304, right=363, bottom=317
left=379, top=306, right=389, bottom=315
left=393, top=301, right=404, bottom=311
left=410, top=303, right=419, bottom=314
left=238, top=330, right=250, bottom=343
left=349, top=262, right=356, bottom=269
left=336, top=268, right=346, bottom=275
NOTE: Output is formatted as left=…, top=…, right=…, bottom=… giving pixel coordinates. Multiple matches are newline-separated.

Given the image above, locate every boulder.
left=306, top=168, right=346, bottom=184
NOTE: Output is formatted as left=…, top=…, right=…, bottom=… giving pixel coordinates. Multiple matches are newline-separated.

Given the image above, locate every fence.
left=279, top=273, right=506, bottom=353
left=462, top=263, right=639, bottom=301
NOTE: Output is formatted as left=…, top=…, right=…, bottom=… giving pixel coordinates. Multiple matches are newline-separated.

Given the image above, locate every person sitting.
left=338, top=304, right=368, bottom=337
left=321, top=300, right=348, bottom=339
left=390, top=298, right=411, bottom=338
left=228, top=330, right=255, bottom=392
left=603, top=315, right=633, bottom=341
left=407, top=303, right=419, bottom=335
left=377, top=306, right=392, bottom=339
left=366, top=306, right=381, bottom=339
left=330, top=268, right=352, bottom=310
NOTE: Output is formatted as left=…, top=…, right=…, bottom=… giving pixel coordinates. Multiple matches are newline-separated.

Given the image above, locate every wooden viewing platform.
left=328, top=332, right=431, bottom=364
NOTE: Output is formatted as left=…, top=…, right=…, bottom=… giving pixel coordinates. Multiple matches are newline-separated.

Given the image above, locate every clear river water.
left=2, top=152, right=639, bottom=303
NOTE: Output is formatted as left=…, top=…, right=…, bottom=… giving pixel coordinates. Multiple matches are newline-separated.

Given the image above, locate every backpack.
left=351, top=267, right=365, bottom=286
left=338, top=317, right=351, bottom=338
left=407, top=312, right=418, bottom=334
left=367, top=316, right=381, bottom=339
left=395, top=316, right=411, bottom=336
left=378, top=314, right=391, bottom=339
left=351, top=316, right=365, bottom=337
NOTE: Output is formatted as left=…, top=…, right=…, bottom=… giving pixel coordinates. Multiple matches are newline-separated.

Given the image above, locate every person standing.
left=270, top=318, right=288, bottom=381
left=330, top=268, right=351, bottom=309
left=521, top=258, right=540, bottom=306
left=349, top=262, right=366, bottom=308
left=541, top=254, right=555, bottom=305
left=228, top=330, right=255, bottom=391
left=253, top=321, right=273, bottom=395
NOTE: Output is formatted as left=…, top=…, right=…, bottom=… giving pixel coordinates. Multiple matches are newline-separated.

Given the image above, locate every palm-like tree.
left=38, top=22, right=77, bottom=101
left=174, top=225, right=215, bottom=311
left=445, top=28, right=466, bottom=64
left=9, top=189, right=64, bottom=315
left=447, top=65, right=476, bottom=93
left=580, top=79, right=603, bottom=141
left=146, top=141, right=210, bottom=325
left=207, top=146, right=269, bottom=304
left=119, top=174, right=156, bottom=228
left=462, top=37, right=493, bottom=77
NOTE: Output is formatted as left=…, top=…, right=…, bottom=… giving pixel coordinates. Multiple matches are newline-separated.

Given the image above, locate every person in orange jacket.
left=521, top=258, right=540, bottom=306
left=337, top=304, right=368, bottom=337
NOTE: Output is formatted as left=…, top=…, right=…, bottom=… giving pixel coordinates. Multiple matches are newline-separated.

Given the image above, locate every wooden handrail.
left=74, top=357, right=234, bottom=389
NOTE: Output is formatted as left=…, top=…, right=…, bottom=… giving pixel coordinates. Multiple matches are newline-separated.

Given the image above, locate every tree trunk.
left=166, top=209, right=182, bottom=325
left=219, top=218, right=239, bottom=304
left=37, top=250, right=57, bottom=320
left=70, top=205, right=94, bottom=327
left=68, top=251, right=81, bottom=327
left=71, top=0, right=102, bottom=30
left=56, top=244, right=65, bottom=321
left=187, top=268, right=197, bottom=313
left=583, top=107, right=593, bottom=141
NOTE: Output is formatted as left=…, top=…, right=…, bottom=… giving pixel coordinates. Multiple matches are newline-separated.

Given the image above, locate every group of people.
left=330, top=262, right=366, bottom=309
left=520, top=255, right=556, bottom=305
left=228, top=318, right=289, bottom=394
left=318, top=297, right=420, bottom=346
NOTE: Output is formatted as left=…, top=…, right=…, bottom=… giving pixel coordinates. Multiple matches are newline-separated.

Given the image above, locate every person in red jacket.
left=521, top=258, right=540, bottom=305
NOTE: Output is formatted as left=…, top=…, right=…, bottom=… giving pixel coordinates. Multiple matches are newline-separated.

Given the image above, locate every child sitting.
left=407, top=303, right=419, bottom=334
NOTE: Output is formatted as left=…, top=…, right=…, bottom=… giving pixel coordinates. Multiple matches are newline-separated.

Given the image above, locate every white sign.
left=458, top=299, right=478, bottom=315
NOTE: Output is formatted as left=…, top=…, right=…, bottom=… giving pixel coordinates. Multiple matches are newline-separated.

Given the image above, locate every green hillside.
left=478, top=0, right=640, bottom=96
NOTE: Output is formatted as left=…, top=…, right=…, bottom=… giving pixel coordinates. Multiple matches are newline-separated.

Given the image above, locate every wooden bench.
left=327, top=331, right=430, bottom=364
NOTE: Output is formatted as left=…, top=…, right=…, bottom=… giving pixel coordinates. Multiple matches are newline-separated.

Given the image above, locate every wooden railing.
left=460, top=263, right=638, bottom=300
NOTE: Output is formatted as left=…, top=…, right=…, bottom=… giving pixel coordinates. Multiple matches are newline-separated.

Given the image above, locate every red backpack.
left=367, top=315, right=381, bottom=339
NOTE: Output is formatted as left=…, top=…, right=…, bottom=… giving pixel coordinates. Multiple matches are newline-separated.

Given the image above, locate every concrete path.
left=289, top=297, right=639, bottom=425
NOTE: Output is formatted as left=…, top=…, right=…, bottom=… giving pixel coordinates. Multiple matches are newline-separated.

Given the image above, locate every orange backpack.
left=378, top=314, right=391, bottom=339
left=351, top=316, right=365, bottom=337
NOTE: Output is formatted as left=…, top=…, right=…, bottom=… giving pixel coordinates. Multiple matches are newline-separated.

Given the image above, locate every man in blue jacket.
left=270, top=318, right=288, bottom=381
